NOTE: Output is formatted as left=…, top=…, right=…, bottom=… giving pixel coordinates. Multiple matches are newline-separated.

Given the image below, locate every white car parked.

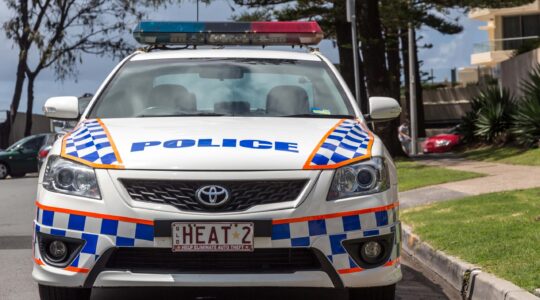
left=33, top=21, right=402, bottom=300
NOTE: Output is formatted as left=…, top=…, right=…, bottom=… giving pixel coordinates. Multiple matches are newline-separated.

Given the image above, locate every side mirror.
left=43, top=96, right=79, bottom=120
left=366, top=97, right=401, bottom=122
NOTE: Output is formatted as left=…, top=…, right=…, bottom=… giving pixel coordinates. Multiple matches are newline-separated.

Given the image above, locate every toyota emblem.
left=195, top=185, right=230, bottom=207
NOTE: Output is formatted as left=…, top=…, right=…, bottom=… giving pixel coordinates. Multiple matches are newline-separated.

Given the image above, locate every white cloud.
left=419, top=9, right=487, bottom=81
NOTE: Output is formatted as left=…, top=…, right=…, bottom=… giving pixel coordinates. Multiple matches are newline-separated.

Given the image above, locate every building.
left=470, top=0, right=540, bottom=67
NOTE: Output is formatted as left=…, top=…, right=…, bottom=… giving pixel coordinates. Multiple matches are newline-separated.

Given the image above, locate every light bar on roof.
left=133, top=21, right=323, bottom=46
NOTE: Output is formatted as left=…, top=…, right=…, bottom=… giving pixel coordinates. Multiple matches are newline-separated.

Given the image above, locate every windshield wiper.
left=281, top=114, right=356, bottom=119
left=137, top=113, right=228, bottom=118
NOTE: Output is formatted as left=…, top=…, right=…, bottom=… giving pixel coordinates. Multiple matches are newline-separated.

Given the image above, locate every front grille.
left=106, top=248, right=321, bottom=273
left=121, top=179, right=308, bottom=212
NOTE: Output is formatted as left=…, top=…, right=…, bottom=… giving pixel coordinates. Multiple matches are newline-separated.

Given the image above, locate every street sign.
left=346, top=0, right=355, bottom=23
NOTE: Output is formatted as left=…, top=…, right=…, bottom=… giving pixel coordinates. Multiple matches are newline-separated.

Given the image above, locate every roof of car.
left=131, top=49, right=322, bottom=62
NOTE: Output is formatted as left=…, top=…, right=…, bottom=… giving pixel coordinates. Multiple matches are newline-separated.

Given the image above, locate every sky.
left=0, top=1, right=486, bottom=115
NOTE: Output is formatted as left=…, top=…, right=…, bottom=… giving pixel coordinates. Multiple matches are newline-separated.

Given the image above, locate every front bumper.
left=33, top=169, right=402, bottom=289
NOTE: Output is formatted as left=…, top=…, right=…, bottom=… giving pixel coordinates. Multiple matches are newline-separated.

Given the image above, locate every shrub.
left=512, top=66, right=540, bottom=147
left=454, top=111, right=477, bottom=143
left=457, top=87, right=515, bottom=144
left=455, top=86, right=492, bottom=143
left=474, top=88, right=516, bottom=143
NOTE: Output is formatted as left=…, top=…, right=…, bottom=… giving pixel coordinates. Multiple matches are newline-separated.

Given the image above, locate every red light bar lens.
left=251, top=21, right=322, bottom=33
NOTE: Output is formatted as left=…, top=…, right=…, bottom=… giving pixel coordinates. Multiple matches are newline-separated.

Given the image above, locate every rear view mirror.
left=367, top=97, right=401, bottom=121
left=43, top=96, right=79, bottom=120
left=198, top=66, right=244, bottom=80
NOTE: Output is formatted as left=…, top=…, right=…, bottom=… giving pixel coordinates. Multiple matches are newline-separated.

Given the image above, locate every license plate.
left=171, top=222, right=254, bottom=252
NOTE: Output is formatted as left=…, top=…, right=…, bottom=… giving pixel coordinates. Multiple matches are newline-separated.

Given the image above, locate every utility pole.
left=408, top=22, right=418, bottom=156
left=196, top=0, right=199, bottom=22
left=347, top=0, right=362, bottom=108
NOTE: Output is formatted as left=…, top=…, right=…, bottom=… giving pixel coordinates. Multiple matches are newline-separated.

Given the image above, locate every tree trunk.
left=413, top=29, right=427, bottom=138
left=334, top=0, right=368, bottom=113
left=9, top=51, right=27, bottom=127
left=24, top=74, right=36, bottom=137
left=357, top=0, right=405, bottom=158
left=357, top=52, right=368, bottom=113
left=386, top=28, right=401, bottom=101
left=358, top=0, right=389, bottom=97
left=400, top=29, right=410, bottom=124
left=335, top=22, right=355, bottom=95
left=0, top=111, right=11, bottom=148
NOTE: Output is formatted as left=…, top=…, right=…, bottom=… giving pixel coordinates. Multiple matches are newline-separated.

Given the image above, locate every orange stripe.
left=64, top=266, right=90, bottom=273
left=61, top=119, right=124, bottom=169
left=34, top=257, right=44, bottom=265
left=303, top=119, right=345, bottom=169
left=36, top=201, right=154, bottom=226
left=303, top=119, right=375, bottom=170
left=338, top=267, right=364, bottom=274
left=272, top=202, right=399, bottom=225
left=337, top=258, right=399, bottom=275
left=97, top=118, right=124, bottom=165
left=384, top=258, right=397, bottom=267
left=34, top=253, right=89, bottom=272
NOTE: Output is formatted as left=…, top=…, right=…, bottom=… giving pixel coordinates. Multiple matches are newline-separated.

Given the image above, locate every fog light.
left=360, top=241, right=382, bottom=263
left=47, top=240, right=68, bottom=262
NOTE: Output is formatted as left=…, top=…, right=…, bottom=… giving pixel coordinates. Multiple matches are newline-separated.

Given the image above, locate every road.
left=0, top=177, right=460, bottom=300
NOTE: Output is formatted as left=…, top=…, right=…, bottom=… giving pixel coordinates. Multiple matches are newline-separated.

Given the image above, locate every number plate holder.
left=172, top=222, right=254, bottom=252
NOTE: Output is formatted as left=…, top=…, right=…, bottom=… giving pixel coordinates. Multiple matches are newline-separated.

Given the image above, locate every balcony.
left=469, top=1, right=540, bottom=21
left=471, top=36, right=540, bottom=66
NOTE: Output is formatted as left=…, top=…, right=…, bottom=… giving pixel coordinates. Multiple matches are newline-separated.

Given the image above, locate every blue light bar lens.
left=135, top=21, right=205, bottom=33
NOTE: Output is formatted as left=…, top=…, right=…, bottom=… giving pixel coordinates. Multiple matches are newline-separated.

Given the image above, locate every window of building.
left=502, top=14, right=540, bottom=50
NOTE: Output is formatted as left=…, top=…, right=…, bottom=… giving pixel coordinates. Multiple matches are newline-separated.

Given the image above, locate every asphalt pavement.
left=0, top=176, right=459, bottom=300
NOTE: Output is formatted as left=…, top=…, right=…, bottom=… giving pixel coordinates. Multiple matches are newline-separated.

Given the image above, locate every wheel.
left=349, top=284, right=395, bottom=300
left=10, top=173, right=26, bottom=178
left=0, top=163, right=8, bottom=179
left=38, top=285, right=91, bottom=300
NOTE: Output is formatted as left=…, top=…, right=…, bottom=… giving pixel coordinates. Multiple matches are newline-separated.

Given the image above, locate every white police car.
left=34, top=21, right=403, bottom=300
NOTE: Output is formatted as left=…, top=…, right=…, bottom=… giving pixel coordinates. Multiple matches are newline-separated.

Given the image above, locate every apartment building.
left=470, top=0, right=540, bottom=67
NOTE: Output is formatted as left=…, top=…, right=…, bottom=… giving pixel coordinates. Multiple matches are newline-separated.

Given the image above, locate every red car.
left=423, top=134, right=461, bottom=153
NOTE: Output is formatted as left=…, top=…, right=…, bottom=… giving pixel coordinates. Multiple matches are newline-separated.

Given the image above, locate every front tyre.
left=38, top=285, right=91, bottom=300
left=349, top=284, right=396, bottom=300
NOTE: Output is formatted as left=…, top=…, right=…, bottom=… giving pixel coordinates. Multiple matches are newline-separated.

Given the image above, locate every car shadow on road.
left=90, top=264, right=453, bottom=300
left=4, top=173, right=38, bottom=180
left=92, top=287, right=348, bottom=300
left=396, top=264, right=452, bottom=300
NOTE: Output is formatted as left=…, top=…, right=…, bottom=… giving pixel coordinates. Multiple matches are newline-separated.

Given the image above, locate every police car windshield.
left=88, top=58, right=354, bottom=119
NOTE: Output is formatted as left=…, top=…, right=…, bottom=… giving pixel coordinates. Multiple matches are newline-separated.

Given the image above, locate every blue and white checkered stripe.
left=35, top=207, right=153, bottom=270
left=305, top=119, right=373, bottom=169
left=272, top=206, right=398, bottom=272
left=63, top=119, right=122, bottom=168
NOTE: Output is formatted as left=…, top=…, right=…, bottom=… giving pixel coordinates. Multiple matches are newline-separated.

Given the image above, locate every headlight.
left=435, top=140, right=451, bottom=147
left=43, top=156, right=101, bottom=199
left=327, top=157, right=390, bottom=200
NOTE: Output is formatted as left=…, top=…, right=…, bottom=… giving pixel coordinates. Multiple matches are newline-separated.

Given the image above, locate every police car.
left=34, top=21, right=402, bottom=300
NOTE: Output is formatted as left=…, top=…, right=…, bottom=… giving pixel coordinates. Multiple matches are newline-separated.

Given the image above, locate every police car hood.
left=79, top=117, right=376, bottom=171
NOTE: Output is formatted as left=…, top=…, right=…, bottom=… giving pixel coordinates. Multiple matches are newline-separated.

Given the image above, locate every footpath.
left=398, top=157, right=540, bottom=300
left=400, top=158, right=540, bottom=209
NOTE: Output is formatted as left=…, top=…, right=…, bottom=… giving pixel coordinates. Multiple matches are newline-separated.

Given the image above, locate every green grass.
left=396, top=161, right=484, bottom=192
left=462, top=146, right=540, bottom=166
left=401, top=189, right=540, bottom=292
